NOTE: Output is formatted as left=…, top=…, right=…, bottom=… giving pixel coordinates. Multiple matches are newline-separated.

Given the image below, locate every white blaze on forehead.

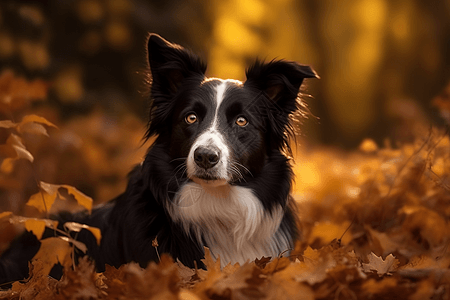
left=186, top=79, right=241, bottom=181
left=212, top=80, right=237, bottom=129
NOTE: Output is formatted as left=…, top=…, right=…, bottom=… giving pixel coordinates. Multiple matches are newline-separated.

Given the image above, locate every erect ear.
left=245, top=59, right=318, bottom=104
left=245, top=60, right=318, bottom=153
left=147, top=34, right=206, bottom=94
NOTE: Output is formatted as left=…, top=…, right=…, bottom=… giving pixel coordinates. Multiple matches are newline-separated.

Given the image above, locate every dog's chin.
left=191, top=176, right=228, bottom=188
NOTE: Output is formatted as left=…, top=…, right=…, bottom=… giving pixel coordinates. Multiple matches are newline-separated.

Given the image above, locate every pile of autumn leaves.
left=1, top=73, right=450, bottom=299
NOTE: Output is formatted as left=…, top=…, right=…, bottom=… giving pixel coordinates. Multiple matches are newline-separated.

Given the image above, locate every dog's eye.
left=185, top=113, right=197, bottom=124
left=236, top=116, right=248, bottom=127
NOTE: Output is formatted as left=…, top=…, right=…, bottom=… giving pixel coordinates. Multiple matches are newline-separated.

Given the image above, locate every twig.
left=152, top=236, right=160, bottom=262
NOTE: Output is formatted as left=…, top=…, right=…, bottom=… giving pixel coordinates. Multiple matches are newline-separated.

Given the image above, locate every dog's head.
left=146, top=34, right=318, bottom=187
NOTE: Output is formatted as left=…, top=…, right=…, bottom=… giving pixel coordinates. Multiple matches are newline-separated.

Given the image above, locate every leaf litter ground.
left=1, top=129, right=450, bottom=299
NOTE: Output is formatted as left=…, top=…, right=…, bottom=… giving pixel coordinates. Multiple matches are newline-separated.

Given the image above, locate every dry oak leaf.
left=362, top=252, right=399, bottom=276
left=57, top=256, right=103, bottom=300
left=285, top=247, right=337, bottom=285
left=119, top=255, right=180, bottom=300
left=11, top=260, right=58, bottom=300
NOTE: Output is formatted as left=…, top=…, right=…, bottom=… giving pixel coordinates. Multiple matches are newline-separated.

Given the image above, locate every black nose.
left=194, top=147, right=220, bottom=169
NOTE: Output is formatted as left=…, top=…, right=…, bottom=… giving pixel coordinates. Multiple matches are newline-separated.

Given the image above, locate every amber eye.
left=185, top=113, right=197, bottom=124
left=236, top=116, right=248, bottom=127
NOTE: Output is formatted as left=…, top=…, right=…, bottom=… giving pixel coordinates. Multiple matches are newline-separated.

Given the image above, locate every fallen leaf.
left=57, top=256, right=101, bottom=300
left=362, top=252, right=399, bottom=276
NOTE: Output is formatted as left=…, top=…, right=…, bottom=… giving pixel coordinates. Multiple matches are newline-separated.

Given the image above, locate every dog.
left=0, top=34, right=317, bottom=284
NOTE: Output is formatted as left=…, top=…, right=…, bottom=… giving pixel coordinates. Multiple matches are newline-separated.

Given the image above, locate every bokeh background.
left=1, top=0, right=449, bottom=213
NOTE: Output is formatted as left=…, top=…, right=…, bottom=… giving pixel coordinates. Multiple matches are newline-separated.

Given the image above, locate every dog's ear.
left=245, top=60, right=318, bottom=153
left=245, top=59, right=318, bottom=106
left=147, top=33, right=206, bottom=95
left=146, top=34, right=206, bottom=139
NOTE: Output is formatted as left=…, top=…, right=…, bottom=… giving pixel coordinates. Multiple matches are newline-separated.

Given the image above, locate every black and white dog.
left=0, top=34, right=317, bottom=283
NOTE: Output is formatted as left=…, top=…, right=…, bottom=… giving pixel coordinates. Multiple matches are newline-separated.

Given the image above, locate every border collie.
left=0, top=34, right=317, bottom=283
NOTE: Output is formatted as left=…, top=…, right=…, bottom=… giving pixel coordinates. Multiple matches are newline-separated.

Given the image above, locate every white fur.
left=186, top=80, right=232, bottom=180
left=169, top=182, right=291, bottom=267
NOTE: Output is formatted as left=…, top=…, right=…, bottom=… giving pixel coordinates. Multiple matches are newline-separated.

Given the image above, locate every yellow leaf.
left=12, top=144, right=34, bottom=162
left=7, top=133, right=26, bottom=149
left=0, top=120, right=17, bottom=128
left=19, top=114, right=57, bottom=128
left=3, top=133, right=34, bottom=163
left=16, top=122, right=49, bottom=136
left=59, top=236, right=87, bottom=253
left=32, top=237, right=73, bottom=276
left=64, top=222, right=102, bottom=245
left=63, top=185, right=93, bottom=213
left=39, top=181, right=60, bottom=195
left=9, top=215, right=58, bottom=230
left=26, top=190, right=57, bottom=213
left=0, top=157, right=16, bottom=174
left=24, top=219, right=47, bottom=240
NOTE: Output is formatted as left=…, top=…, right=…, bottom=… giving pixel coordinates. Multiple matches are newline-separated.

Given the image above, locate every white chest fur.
left=168, top=181, right=290, bottom=267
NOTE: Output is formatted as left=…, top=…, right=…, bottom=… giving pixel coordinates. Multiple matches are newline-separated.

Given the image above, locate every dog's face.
left=146, top=34, right=317, bottom=187
left=170, top=78, right=268, bottom=185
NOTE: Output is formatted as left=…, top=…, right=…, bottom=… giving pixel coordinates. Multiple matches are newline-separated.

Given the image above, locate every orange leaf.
left=0, top=157, right=16, bottom=174
left=17, top=122, right=49, bottom=136
left=19, top=114, right=57, bottom=128
left=0, top=211, right=12, bottom=220
left=16, top=114, right=57, bottom=136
